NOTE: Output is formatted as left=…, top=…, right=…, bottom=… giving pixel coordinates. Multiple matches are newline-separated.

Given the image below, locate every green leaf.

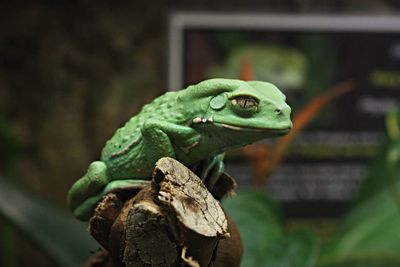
left=320, top=256, right=400, bottom=267
left=319, top=111, right=400, bottom=266
left=355, top=141, right=400, bottom=205
left=319, top=189, right=400, bottom=266
left=355, top=109, right=400, bottom=205
left=224, top=191, right=283, bottom=267
left=224, top=191, right=318, bottom=267
left=261, top=230, right=318, bottom=267
left=0, top=178, right=98, bottom=267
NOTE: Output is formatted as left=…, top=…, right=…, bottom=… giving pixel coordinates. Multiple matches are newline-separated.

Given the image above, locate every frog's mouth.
left=190, top=116, right=292, bottom=134
left=214, top=122, right=292, bottom=134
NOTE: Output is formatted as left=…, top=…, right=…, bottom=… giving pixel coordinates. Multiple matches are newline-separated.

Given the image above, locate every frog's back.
left=100, top=91, right=179, bottom=177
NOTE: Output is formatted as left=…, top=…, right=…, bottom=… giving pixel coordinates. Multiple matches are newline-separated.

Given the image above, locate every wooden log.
left=87, top=157, right=242, bottom=267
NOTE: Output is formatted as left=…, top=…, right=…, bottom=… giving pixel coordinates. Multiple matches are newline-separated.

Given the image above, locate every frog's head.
left=187, top=78, right=292, bottom=143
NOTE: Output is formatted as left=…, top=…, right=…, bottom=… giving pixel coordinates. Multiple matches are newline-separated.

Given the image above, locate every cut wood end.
left=154, top=157, right=228, bottom=237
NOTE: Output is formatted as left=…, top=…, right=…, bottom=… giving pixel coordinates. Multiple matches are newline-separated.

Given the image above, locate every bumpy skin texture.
left=68, top=78, right=292, bottom=220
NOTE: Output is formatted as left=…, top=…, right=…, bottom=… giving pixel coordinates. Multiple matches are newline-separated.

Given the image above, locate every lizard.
left=67, top=78, right=292, bottom=220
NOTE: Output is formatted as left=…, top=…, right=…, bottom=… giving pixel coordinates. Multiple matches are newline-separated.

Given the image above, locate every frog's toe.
left=71, top=179, right=151, bottom=221
left=67, top=161, right=110, bottom=219
left=72, top=192, right=104, bottom=221
left=179, top=135, right=201, bottom=148
left=103, top=179, right=151, bottom=195
left=204, top=156, right=225, bottom=190
left=86, top=161, right=109, bottom=189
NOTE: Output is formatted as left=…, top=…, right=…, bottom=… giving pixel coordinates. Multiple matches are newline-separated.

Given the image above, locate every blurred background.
left=1, top=1, right=400, bottom=267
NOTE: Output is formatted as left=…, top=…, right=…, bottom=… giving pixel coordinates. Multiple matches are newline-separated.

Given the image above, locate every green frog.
left=68, top=78, right=292, bottom=220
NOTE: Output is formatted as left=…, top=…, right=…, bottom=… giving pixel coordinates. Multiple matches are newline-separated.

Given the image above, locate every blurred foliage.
left=224, top=191, right=318, bottom=267
left=319, top=190, right=400, bottom=266
left=317, top=109, right=400, bottom=266
left=0, top=115, right=18, bottom=267
left=356, top=110, right=400, bottom=204
left=224, top=110, right=400, bottom=267
left=0, top=178, right=98, bottom=267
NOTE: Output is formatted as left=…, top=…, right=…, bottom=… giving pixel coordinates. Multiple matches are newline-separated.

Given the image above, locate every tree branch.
left=85, top=157, right=242, bottom=267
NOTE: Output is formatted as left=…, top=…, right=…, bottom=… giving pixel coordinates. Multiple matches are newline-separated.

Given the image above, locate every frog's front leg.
left=204, top=153, right=225, bottom=190
left=141, top=119, right=201, bottom=165
left=67, top=161, right=110, bottom=220
left=191, top=153, right=225, bottom=190
left=68, top=161, right=150, bottom=220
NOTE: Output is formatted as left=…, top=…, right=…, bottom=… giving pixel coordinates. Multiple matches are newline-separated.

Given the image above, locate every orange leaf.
left=239, top=57, right=254, bottom=81
left=244, top=80, right=355, bottom=187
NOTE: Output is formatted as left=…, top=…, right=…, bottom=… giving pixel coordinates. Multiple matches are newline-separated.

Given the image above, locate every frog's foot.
left=191, top=154, right=225, bottom=191
left=72, top=179, right=151, bottom=221
left=68, top=161, right=109, bottom=215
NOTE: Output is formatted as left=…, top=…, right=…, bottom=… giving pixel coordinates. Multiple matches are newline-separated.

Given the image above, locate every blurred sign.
left=168, top=13, right=400, bottom=218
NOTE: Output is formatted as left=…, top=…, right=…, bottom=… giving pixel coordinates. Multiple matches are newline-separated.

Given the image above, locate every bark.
left=86, top=157, right=242, bottom=267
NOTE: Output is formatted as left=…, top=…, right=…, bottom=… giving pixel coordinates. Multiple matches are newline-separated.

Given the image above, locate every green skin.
left=68, top=78, right=292, bottom=220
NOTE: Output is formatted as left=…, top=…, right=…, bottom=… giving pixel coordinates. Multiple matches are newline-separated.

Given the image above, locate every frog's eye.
left=230, top=95, right=259, bottom=117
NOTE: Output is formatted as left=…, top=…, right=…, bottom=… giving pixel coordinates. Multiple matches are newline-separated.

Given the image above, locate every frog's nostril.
left=275, top=108, right=282, bottom=115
